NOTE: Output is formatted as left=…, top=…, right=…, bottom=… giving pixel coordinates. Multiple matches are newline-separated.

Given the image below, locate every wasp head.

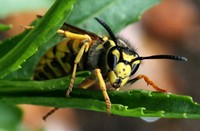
left=107, top=46, right=141, bottom=89
left=95, top=17, right=187, bottom=89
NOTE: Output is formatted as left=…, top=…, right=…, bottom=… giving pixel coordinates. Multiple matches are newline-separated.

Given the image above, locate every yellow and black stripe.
left=34, top=38, right=86, bottom=80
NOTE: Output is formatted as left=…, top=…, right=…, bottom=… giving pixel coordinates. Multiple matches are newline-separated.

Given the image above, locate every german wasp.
left=31, top=17, right=187, bottom=120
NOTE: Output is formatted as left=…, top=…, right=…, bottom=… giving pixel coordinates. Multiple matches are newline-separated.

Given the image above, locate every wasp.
left=31, top=17, right=187, bottom=120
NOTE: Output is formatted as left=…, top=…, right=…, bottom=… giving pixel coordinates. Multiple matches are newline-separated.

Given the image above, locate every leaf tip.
left=148, top=91, right=152, bottom=97
left=182, top=113, right=188, bottom=118
left=140, top=107, right=146, bottom=115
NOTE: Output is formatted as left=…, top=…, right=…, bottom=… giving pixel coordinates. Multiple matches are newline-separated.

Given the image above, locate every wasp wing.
left=37, top=15, right=100, bottom=40
left=61, top=23, right=100, bottom=40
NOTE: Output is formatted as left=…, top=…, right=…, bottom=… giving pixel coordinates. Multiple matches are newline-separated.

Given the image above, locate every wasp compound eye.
left=107, top=46, right=120, bottom=70
left=130, top=63, right=140, bottom=76
left=107, top=51, right=118, bottom=69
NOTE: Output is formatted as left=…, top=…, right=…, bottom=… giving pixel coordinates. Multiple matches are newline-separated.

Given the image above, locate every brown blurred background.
left=1, top=0, right=200, bottom=130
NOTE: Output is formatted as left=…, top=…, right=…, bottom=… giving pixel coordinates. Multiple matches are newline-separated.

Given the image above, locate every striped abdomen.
left=33, top=38, right=87, bottom=80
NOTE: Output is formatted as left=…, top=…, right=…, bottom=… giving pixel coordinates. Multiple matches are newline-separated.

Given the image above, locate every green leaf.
left=0, top=30, right=29, bottom=58
left=0, top=73, right=199, bottom=119
left=2, top=34, right=64, bottom=80
left=0, top=0, right=160, bottom=79
left=67, top=0, right=160, bottom=33
left=0, top=23, right=12, bottom=31
left=0, top=71, right=90, bottom=94
left=0, top=0, right=75, bottom=78
left=0, top=103, right=23, bottom=130
left=0, top=0, right=161, bottom=80
left=0, top=20, right=63, bottom=80
left=1, top=0, right=199, bottom=119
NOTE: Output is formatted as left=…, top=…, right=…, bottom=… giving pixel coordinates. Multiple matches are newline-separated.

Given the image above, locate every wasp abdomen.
left=34, top=38, right=86, bottom=80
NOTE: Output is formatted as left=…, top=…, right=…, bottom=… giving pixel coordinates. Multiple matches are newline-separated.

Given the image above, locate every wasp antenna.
left=95, top=17, right=118, bottom=46
left=134, top=55, right=187, bottom=62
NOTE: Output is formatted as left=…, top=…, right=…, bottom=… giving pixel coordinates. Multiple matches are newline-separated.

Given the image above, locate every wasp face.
left=107, top=45, right=140, bottom=89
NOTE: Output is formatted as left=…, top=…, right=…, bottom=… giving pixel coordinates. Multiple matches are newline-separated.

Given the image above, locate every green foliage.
left=0, top=0, right=75, bottom=78
left=0, top=72, right=200, bottom=119
left=0, top=103, right=22, bottom=131
left=0, top=0, right=199, bottom=127
left=0, top=23, right=12, bottom=31
left=67, top=0, right=161, bottom=33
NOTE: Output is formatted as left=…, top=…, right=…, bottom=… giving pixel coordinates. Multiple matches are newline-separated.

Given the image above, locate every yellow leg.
left=20, top=25, right=34, bottom=30
left=135, top=74, right=167, bottom=92
left=66, top=42, right=89, bottom=96
left=79, top=79, right=96, bottom=89
left=95, top=69, right=111, bottom=114
left=57, top=29, right=92, bottom=52
left=22, top=26, right=92, bottom=51
left=24, top=25, right=95, bottom=120
left=23, top=26, right=93, bottom=95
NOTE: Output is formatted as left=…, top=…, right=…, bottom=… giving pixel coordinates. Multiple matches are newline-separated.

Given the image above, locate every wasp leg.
left=79, top=79, right=96, bottom=89
left=129, top=74, right=167, bottom=92
left=52, top=29, right=92, bottom=96
left=20, top=25, right=34, bottom=30
left=57, top=29, right=92, bottom=51
left=95, top=69, right=111, bottom=114
left=42, top=107, right=59, bottom=121
left=66, top=41, right=91, bottom=97
left=22, top=27, right=92, bottom=51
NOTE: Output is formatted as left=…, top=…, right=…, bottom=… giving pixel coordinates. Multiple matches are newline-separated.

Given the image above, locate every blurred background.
left=1, top=0, right=200, bottom=130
